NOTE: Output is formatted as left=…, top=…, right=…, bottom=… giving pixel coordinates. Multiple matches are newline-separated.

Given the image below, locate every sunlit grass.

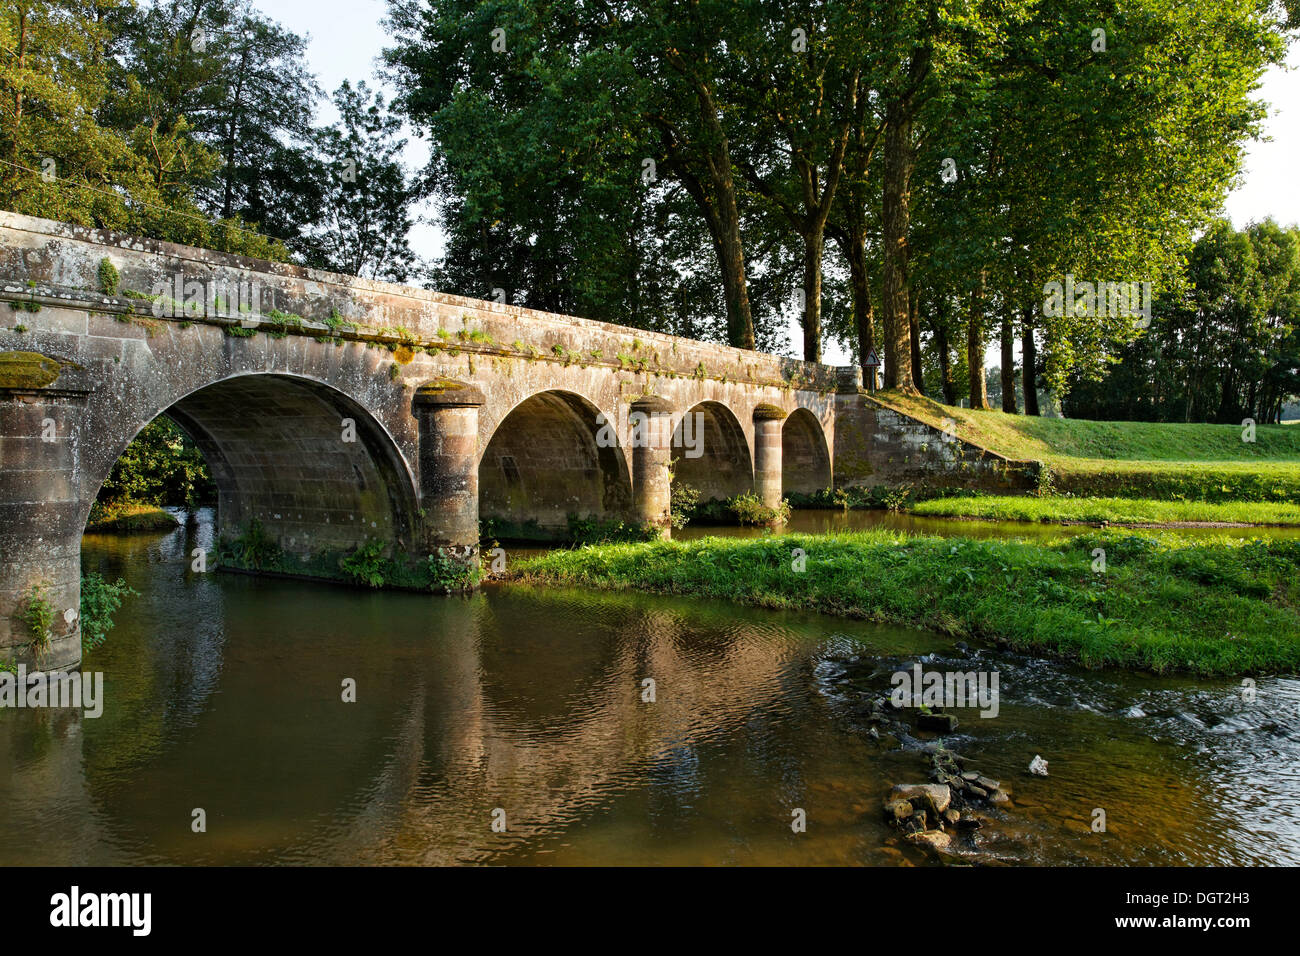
left=511, top=531, right=1300, bottom=676
left=909, top=495, right=1300, bottom=526
left=873, top=391, right=1300, bottom=500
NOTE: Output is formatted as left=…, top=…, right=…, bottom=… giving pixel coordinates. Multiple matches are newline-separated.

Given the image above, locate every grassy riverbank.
left=84, top=501, right=179, bottom=533
left=907, top=495, right=1300, bottom=527
left=874, top=391, right=1300, bottom=501
left=510, top=531, right=1300, bottom=676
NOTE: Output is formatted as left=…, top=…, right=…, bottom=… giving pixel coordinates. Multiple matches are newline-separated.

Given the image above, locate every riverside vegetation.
left=510, top=531, right=1300, bottom=677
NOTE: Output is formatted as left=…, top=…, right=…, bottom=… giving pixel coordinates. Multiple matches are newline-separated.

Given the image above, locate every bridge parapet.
left=0, top=212, right=838, bottom=398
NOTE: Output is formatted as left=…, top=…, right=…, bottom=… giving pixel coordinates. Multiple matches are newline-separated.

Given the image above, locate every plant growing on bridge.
left=11, top=281, right=41, bottom=313
left=23, top=584, right=56, bottom=659
left=98, top=258, right=120, bottom=296
left=325, top=309, right=361, bottom=333
left=426, top=550, right=482, bottom=591
left=340, top=539, right=390, bottom=588
left=263, top=310, right=304, bottom=339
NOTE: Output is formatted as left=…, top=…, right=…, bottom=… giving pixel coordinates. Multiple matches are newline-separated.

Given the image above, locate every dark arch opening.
left=478, top=390, right=632, bottom=541
left=85, top=373, right=418, bottom=557
left=670, top=402, right=753, bottom=509
left=782, top=408, right=832, bottom=495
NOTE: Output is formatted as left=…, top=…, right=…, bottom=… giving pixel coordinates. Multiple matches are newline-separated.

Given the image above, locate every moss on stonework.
left=417, top=378, right=471, bottom=396
left=0, top=351, right=68, bottom=388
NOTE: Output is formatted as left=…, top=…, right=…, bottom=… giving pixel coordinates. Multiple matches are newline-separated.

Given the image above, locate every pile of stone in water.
left=883, top=749, right=1012, bottom=854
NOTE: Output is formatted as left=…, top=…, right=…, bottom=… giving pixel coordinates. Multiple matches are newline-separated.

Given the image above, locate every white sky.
left=257, top=1, right=1299, bottom=367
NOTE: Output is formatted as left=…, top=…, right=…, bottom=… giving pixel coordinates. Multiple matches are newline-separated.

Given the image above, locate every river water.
left=2, top=510, right=1297, bottom=865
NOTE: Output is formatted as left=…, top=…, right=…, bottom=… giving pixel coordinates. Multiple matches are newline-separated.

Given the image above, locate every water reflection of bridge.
left=0, top=576, right=811, bottom=865
left=329, top=592, right=804, bottom=864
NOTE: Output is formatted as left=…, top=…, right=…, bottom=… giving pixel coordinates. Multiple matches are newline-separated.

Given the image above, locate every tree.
left=730, top=0, right=862, bottom=362
left=298, top=82, right=420, bottom=281
left=112, top=0, right=321, bottom=244
left=385, top=0, right=763, bottom=345
left=1065, top=220, right=1300, bottom=423
left=0, top=0, right=288, bottom=258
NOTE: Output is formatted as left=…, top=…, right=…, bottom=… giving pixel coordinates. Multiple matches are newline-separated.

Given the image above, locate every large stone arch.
left=86, top=372, right=422, bottom=555
left=669, top=401, right=754, bottom=505
left=781, top=407, right=833, bottom=495
left=477, top=389, right=632, bottom=540
left=1, top=327, right=427, bottom=671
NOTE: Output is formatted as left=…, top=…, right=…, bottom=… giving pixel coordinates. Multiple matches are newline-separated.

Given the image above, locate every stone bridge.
left=0, top=212, right=1031, bottom=669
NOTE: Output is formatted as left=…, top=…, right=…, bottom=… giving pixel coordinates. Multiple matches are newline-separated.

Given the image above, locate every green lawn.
left=909, top=495, right=1300, bottom=526
left=874, top=391, right=1300, bottom=501
left=511, top=532, right=1300, bottom=676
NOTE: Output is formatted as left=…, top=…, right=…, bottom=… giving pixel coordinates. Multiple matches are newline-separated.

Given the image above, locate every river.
left=1, top=509, right=1297, bottom=865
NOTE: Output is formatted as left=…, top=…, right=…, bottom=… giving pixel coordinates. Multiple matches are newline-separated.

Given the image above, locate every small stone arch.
left=477, top=389, right=632, bottom=540
left=670, top=401, right=754, bottom=505
left=782, top=407, right=832, bottom=495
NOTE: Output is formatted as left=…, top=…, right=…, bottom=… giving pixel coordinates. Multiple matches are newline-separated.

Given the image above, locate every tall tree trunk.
left=802, top=230, right=824, bottom=363
left=838, top=226, right=876, bottom=383
left=935, top=302, right=955, bottom=406
left=1022, top=303, right=1040, bottom=416
left=657, top=60, right=758, bottom=352
left=882, top=107, right=914, bottom=390
left=968, top=272, right=990, bottom=410
left=1000, top=307, right=1017, bottom=413
left=715, top=201, right=756, bottom=351
left=909, top=286, right=925, bottom=393
left=675, top=166, right=756, bottom=351
left=706, top=146, right=755, bottom=350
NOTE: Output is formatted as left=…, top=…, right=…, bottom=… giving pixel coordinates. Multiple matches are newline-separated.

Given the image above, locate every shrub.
left=670, top=483, right=702, bottom=530
left=218, top=518, right=281, bottom=570
left=80, top=573, right=137, bottom=652
left=567, top=513, right=660, bottom=545
left=426, top=550, right=483, bottom=591
left=728, top=492, right=791, bottom=526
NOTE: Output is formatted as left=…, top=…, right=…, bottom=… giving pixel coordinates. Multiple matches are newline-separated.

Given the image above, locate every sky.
left=258, top=1, right=1300, bottom=366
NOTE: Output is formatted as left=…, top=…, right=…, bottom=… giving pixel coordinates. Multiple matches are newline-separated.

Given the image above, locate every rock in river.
left=918, top=712, right=959, bottom=733
left=886, top=783, right=952, bottom=817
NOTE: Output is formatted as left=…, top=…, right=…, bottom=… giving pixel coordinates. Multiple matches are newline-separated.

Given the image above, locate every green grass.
left=510, top=532, right=1300, bottom=676
left=909, top=495, right=1300, bottom=526
left=874, top=391, right=1300, bottom=501
left=84, top=501, right=180, bottom=533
